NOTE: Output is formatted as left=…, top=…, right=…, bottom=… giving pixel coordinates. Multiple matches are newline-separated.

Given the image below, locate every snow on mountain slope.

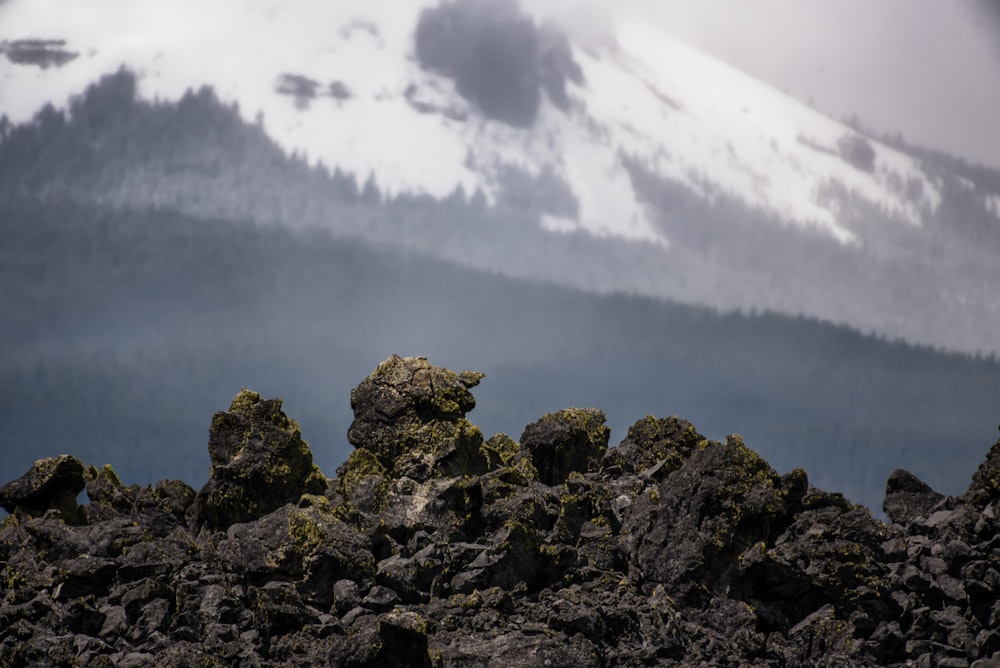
left=0, top=0, right=940, bottom=247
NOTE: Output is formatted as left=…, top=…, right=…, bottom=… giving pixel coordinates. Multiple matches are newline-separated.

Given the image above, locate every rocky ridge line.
left=2, top=354, right=1000, bottom=667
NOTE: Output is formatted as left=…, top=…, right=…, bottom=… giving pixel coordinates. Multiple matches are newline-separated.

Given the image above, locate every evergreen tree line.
left=1, top=197, right=998, bottom=515
left=0, top=69, right=998, bottom=355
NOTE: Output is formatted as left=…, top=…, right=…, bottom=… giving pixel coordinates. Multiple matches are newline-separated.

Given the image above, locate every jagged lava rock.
left=0, top=455, right=85, bottom=524
left=191, top=389, right=326, bottom=531
left=345, top=354, right=492, bottom=481
left=520, top=407, right=609, bottom=485
left=964, top=432, right=1000, bottom=510
left=2, top=357, right=1000, bottom=667
left=601, top=414, right=707, bottom=479
left=622, top=432, right=807, bottom=592
left=884, top=468, right=948, bottom=525
left=335, top=354, right=504, bottom=537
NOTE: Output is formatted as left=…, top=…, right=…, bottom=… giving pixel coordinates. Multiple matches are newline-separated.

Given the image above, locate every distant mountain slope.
left=0, top=0, right=941, bottom=243
left=2, top=0, right=1000, bottom=355
left=1, top=69, right=999, bottom=357
left=2, top=196, right=998, bottom=514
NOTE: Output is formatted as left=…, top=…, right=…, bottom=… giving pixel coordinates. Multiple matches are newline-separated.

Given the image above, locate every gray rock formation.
left=190, top=389, right=326, bottom=531
left=0, top=455, right=85, bottom=524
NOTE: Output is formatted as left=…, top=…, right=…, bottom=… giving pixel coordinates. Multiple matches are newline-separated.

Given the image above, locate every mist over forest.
left=3, top=70, right=999, bottom=357
left=1, top=63, right=1000, bottom=516
left=2, top=188, right=999, bottom=514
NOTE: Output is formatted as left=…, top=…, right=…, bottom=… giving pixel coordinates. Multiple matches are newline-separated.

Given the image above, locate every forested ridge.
left=1, top=196, right=998, bottom=513
left=2, top=69, right=1000, bottom=355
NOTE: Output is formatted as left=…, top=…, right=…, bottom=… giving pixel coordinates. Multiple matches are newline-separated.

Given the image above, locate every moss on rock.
left=0, top=455, right=85, bottom=524
left=336, top=448, right=392, bottom=513
left=192, top=389, right=327, bottom=531
left=602, top=415, right=707, bottom=478
left=345, top=355, right=493, bottom=482
left=484, top=433, right=520, bottom=468
left=520, top=408, right=609, bottom=486
left=963, top=434, right=1000, bottom=509
left=3, top=355, right=999, bottom=666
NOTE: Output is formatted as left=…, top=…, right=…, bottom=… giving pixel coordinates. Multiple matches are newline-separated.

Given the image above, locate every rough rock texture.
left=0, top=455, right=85, bottom=524
left=520, top=408, right=609, bottom=485
left=191, top=389, right=327, bottom=531
left=3, top=355, right=1000, bottom=666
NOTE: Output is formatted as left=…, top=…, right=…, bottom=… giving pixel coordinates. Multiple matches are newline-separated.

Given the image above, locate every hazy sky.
left=603, top=0, right=1000, bottom=169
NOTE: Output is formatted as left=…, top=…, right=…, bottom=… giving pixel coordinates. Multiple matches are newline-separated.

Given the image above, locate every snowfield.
left=0, top=0, right=942, bottom=248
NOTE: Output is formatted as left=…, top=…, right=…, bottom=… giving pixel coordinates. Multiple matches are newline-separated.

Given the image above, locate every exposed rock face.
left=964, top=438, right=1000, bottom=509
left=2, top=355, right=1000, bottom=666
left=191, top=389, right=327, bottom=531
left=884, top=468, right=948, bottom=525
left=0, top=455, right=85, bottom=524
left=344, top=354, right=493, bottom=483
left=838, top=133, right=877, bottom=173
left=414, top=0, right=584, bottom=127
left=520, top=407, right=609, bottom=485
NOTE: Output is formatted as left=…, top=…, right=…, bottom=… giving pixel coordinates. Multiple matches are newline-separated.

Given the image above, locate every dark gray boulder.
left=0, top=454, right=85, bottom=523
left=884, top=468, right=947, bottom=525
left=344, top=354, right=491, bottom=482
left=964, top=432, right=1000, bottom=509
left=520, top=407, right=609, bottom=485
left=191, top=389, right=326, bottom=531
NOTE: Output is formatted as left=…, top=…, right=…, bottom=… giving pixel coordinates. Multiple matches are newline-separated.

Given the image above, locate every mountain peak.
left=0, top=0, right=940, bottom=247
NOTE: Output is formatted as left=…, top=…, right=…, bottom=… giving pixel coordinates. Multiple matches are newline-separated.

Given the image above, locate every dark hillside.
left=3, top=69, right=999, bottom=356
left=1, top=197, right=997, bottom=512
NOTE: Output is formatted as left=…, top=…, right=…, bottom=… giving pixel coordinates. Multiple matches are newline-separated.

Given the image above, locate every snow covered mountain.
left=2, top=0, right=999, bottom=354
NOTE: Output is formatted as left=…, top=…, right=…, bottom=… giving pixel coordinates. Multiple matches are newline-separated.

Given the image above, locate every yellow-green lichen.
left=340, top=448, right=387, bottom=484
left=338, top=448, right=392, bottom=511
left=298, top=493, right=330, bottom=511
left=228, top=388, right=263, bottom=417
left=450, top=590, right=484, bottom=609
left=287, top=507, right=329, bottom=553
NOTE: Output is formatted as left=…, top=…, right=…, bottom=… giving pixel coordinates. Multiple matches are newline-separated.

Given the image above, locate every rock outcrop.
left=192, top=389, right=327, bottom=531
left=414, top=0, right=584, bottom=126
left=0, top=455, right=85, bottom=525
left=2, top=355, right=1000, bottom=667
